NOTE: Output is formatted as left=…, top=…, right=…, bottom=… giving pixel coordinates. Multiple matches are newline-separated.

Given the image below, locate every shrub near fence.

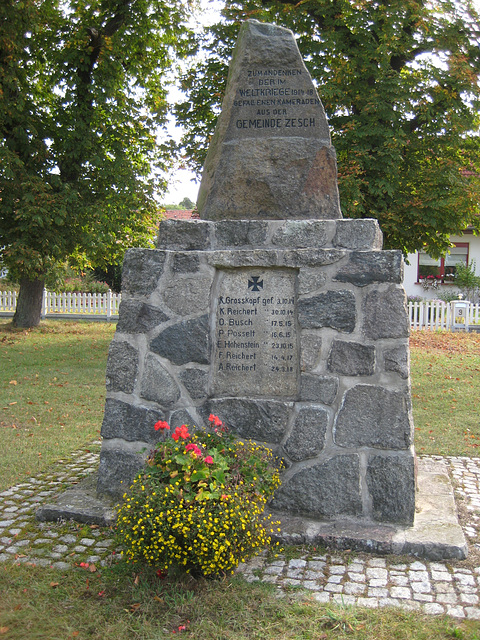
left=0, top=290, right=121, bottom=320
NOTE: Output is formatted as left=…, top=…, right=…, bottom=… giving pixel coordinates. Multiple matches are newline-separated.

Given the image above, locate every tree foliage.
left=176, top=0, right=480, bottom=257
left=0, top=0, right=195, bottom=325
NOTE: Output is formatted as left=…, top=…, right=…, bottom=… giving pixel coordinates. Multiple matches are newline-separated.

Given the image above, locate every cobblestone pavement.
left=1, top=449, right=480, bottom=620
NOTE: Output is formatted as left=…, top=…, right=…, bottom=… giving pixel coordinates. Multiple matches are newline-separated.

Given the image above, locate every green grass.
left=0, top=320, right=115, bottom=490
left=0, top=562, right=479, bottom=640
left=410, top=331, right=480, bottom=456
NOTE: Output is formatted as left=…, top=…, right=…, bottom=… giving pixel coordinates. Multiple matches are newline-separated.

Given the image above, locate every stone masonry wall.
left=97, top=217, right=415, bottom=525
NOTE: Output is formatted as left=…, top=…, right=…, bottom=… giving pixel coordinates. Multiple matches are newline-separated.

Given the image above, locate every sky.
left=163, top=0, right=480, bottom=206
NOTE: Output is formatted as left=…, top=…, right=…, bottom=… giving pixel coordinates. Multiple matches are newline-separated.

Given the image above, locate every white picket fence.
left=408, top=300, right=480, bottom=331
left=0, top=289, right=121, bottom=320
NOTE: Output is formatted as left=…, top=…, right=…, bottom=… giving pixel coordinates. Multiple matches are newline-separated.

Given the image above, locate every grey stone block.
left=105, top=340, right=138, bottom=393
left=363, top=286, right=410, bottom=339
left=334, top=384, right=412, bottom=450
left=97, top=447, right=146, bottom=499
left=327, top=340, right=375, bottom=376
left=122, top=248, right=166, bottom=295
left=298, top=269, right=327, bottom=295
left=283, top=407, right=328, bottom=461
left=157, top=219, right=211, bottom=250
left=140, top=354, right=181, bottom=407
left=298, top=290, right=356, bottom=332
left=334, top=251, right=403, bottom=287
left=300, top=374, right=338, bottom=404
left=179, top=368, right=209, bottom=400
left=163, top=275, right=213, bottom=315
left=384, top=345, right=409, bottom=379
left=300, top=334, right=322, bottom=371
left=272, top=455, right=362, bottom=518
left=172, top=253, right=200, bottom=273
left=101, top=398, right=165, bottom=443
left=366, top=455, right=415, bottom=524
left=271, top=221, right=328, bottom=248
left=150, top=314, right=210, bottom=365
left=116, top=300, right=169, bottom=334
left=169, top=409, right=198, bottom=429
left=214, top=220, right=268, bottom=247
left=333, top=219, right=383, bottom=250
left=204, top=398, right=290, bottom=444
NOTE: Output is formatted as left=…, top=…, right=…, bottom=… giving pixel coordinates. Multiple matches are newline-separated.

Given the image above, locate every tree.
left=0, top=0, right=195, bottom=327
left=179, top=196, right=195, bottom=208
left=455, top=260, right=480, bottom=302
left=176, top=0, right=480, bottom=257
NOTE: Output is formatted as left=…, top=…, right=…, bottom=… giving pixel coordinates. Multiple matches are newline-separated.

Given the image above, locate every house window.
left=418, top=243, right=469, bottom=285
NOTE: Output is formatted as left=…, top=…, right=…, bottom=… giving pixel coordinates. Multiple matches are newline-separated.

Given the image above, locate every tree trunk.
left=12, top=278, right=45, bottom=328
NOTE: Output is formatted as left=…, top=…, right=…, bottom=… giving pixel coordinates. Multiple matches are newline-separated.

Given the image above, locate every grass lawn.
left=410, top=331, right=480, bottom=456
left=1, top=322, right=480, bottom=639
left=0, top=320, right=115, bottom=491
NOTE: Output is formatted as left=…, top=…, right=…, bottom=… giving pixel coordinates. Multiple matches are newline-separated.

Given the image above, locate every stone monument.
left=97, top=19, right=417, bottom=532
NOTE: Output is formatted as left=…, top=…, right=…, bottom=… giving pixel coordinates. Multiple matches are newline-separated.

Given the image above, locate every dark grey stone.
left=334, top=251, right=403, bottom=287
left=283, top=407, right=328, bottom=461
left=101, top=398, right=166, bottom=443
left=300, top=374, right=338, bottom=404
left=197, top=20, right=342, bottom=221
left=214, top=220, right=268, bottom=247
left=384, top=345, right=409, bottom=379
left=363, top=286, right=410, bottom=339
left=334, top=384, right=412, bottom=450
left=179, top=368, right=209, bottom=400
left=333, top=219, right=383, bottom=250
left=208, top=248, right=345, bottom=269
left=366, top=455, right=415, bottom=525
left=150, top=315, right=210, bottom=365
left=172, top=253, right=201, bottom=273
left=97, top=447, right=146, bottom=499
left=157, top=220, right=211, bottom=251
left=298, top=290, right=356, bottom=333
left=203, top=398, right=290, bottom=444
left=300, top=333, right=322, bottom=371
left=105, top=340, right=138, bottom=393
left=271, top=221, right=328, bottom=248
left=116, top=300, right=169, bottom=334
left=272, top=455, right=362, bottom=518
left=122, top=249, right=166, bottom=295
left=140, top=354, right=181, bottom=407
left=169, top=409, right=198, bottom=429
left=327, top=340, right=375, bottom=376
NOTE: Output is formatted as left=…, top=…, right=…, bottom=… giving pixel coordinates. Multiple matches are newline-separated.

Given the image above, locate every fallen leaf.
left=50, top=582, right=60, bottom=588
left=0, top=627, right=9, bottom=634
left=129, top=603, right=141, bottom=613
left=134, top=575, right=140, bottom=585
left=9, top=380, right=17, bottom=385
left=88, top=564, right=97, bottom=572
left=154, top=595, right=163, bottom=603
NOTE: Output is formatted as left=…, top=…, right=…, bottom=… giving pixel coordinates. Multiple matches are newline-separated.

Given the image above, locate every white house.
left=403, top=230, right=480, bottom=301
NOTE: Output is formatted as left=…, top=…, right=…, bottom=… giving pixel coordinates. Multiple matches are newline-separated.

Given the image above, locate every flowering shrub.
left=116, top=415, right=281, bottom=577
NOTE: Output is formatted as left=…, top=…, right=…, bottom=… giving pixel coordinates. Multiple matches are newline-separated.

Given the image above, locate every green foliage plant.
left=117, top=414, right=281, bottom=578
left=454, top=260, right=480, bottom=302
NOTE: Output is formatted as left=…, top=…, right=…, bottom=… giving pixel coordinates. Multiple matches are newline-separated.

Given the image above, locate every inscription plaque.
left=213, top=269, right=299, bottom=397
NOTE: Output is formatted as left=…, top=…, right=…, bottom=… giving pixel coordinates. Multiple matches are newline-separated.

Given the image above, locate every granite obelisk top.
left=197, top=19, right=342, bottom=220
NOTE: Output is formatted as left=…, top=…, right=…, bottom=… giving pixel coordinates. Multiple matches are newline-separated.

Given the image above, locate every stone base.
left=36, top=458, right=466, bottom=561
left=271, top=458, right=467, bottom=561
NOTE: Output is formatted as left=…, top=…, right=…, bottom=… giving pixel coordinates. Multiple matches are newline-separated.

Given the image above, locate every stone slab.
left=35, top=474, right=116, bottom=527
left=270, top=458, right=467, bottom=560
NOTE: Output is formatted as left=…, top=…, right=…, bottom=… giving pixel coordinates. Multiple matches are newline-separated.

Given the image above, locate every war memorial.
left=38, top=20, right=466, bottom=559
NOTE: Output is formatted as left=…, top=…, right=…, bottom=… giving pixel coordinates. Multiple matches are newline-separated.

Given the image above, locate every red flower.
left=154, top=420, right=170, bottom=431
left=204, top=456, right=214, bottom=464
left=185, top=443, right=202, bottom=457
left=208, top=413, right=222, bottom=427
left=172, top=425, right=190, bottom=441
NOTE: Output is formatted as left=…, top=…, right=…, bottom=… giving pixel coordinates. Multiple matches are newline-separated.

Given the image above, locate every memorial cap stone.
left=197, top=19, right=342, bottom=220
